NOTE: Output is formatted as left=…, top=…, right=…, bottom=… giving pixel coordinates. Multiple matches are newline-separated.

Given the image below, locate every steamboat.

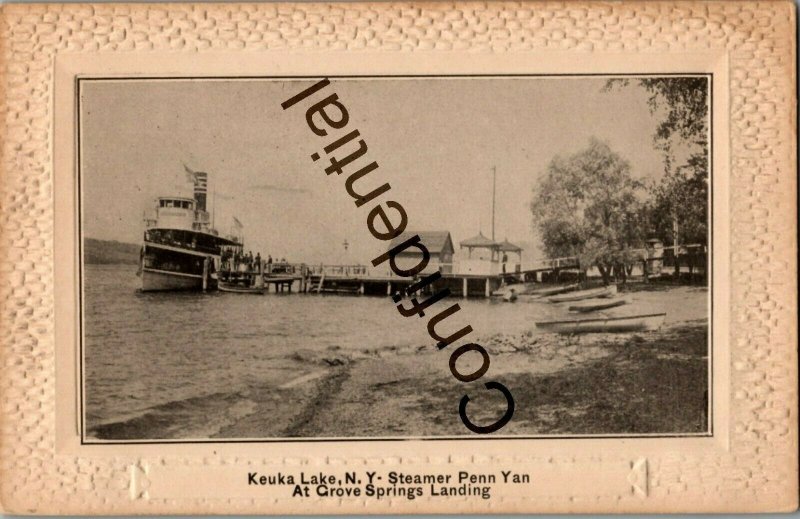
left=138, top=170, right=239, bottom=292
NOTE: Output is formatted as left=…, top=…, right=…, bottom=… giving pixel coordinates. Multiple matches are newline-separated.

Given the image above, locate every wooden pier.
left=258, top=253, right=617, bottom=297
left=262, top=263, right=304, bottom=293
left=254, top=241, right=704, bottom=297
left=261, top=262, right=570, bottom=298
left=302, top=270, right=503, bottom=298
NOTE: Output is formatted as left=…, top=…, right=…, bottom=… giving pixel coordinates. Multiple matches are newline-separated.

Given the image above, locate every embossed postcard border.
left=1, top=1, right=797, bottom=514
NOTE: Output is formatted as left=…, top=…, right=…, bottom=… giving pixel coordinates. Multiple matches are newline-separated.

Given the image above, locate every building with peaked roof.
left=387, top=231, right=455, bottom=274
left=498, top=238, right=522, bottom=254
left=497, top=238, right=523, bottom=274
left=459, top=232, right=500, bottom=261
left=498, top=238, right=523, bottom=261
left=457, top=233, right=527, bottom=275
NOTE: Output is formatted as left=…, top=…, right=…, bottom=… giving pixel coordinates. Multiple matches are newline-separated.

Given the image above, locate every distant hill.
left=84, top=238, right=140, bottom=265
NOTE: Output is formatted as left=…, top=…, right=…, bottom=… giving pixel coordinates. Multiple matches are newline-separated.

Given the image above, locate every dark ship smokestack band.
left=193, top=171, right=208, bottom=212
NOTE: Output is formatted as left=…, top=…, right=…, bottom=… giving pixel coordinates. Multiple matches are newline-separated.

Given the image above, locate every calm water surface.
left=84, top=265, right=703, bottom=438
left=83, top=264, right=569, bottom=435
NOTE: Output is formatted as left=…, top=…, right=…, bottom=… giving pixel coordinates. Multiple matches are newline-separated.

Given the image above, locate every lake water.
left=83, top=265, right=706, bottom=439
left=83, top=264, right=572, bottom=437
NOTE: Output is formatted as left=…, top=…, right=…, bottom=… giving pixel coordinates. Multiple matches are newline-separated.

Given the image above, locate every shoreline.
left=86, top=284, right=709, bottom=440
left=90, top=322, right=708, bottom=440
left=212, top=320, right=708, bottom=439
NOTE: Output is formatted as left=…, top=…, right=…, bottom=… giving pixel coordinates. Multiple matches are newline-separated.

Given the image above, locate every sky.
left=80, top=76, right=695, bottom=264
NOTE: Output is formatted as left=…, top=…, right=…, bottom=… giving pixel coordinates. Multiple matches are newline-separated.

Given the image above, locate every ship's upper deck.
left=144, top=196, right=212, bottom=234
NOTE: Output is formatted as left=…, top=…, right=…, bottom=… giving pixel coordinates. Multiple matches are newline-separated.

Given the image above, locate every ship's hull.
left=139, top=233, right=232, bottom=292
left=141, top=268, right=204, bottom=292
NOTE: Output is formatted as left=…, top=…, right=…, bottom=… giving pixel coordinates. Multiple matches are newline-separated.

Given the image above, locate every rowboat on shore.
left=569, top=297, right=629, bottom=313
left=494, top=282, right=577, bottom=298
left=535, top=312, right=666, bottom=334
left=548, top=285, right=617, bottom=303
left=528, top=283, right=579, bottom=298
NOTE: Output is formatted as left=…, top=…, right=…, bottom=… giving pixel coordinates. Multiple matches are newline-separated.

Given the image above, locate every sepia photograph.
left=0, top=0, right=796, bottom=514
left=79, top=75, right=711, bottom=441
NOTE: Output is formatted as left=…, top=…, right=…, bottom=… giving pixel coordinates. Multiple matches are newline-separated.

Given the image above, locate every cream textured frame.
left=1, top=1, right=797, bottom=514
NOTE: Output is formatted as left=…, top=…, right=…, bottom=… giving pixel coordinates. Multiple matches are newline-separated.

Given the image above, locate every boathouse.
left=498, top=238, right=523, bottom=273
left=458, top=232, right=501, bottom=275
left=388, top=231, right=455, bottom=274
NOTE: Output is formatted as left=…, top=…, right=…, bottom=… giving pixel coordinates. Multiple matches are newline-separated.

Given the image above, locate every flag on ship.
left=183, top=163, right=196, bottom=183
left=184, top=165, right=208, bottom=189
left=230, top=216, right=244, bottom=243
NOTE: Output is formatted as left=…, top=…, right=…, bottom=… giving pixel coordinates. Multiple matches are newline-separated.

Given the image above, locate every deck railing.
left=305, top=264, right=369, bottom=277
left=263, top=262, right=305, bottom=276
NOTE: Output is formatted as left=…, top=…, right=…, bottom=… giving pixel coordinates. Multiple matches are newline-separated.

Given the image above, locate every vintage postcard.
left=0, top=1, right=797, bottom=514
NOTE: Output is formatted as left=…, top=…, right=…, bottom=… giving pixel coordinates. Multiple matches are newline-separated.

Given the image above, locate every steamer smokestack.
left=193, top=171, right=208, bottom=212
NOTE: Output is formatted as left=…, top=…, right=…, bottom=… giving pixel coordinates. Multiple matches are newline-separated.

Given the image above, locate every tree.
left=530, top=139, right=647, bottom=285
left=605, top=78, right=710, bottom=251
left=648, top=158, right=708, bottom=246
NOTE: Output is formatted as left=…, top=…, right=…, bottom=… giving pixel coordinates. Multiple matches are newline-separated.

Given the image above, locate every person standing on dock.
left=255, top=253, right=261, bottom=274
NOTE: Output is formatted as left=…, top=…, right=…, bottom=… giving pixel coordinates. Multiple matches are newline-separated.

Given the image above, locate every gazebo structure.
left=459, top=232, right=501, bottom=261
left=497, top=238, right=523, bottom=274
left=498, top=238, right=523, bottom=263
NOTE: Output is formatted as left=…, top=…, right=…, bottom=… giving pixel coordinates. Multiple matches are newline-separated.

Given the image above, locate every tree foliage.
left=605, top=78, right=710, bottom=247
left=648, top=155, right=708, bottom=246
left=605, top=77, right=708, bottom=156
left=530, top=139, right=647, bottom=284
left=529, top=79, right=709, bottom=282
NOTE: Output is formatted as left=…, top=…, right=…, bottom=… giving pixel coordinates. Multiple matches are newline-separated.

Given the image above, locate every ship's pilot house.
left=153, top=197, right=197, bottom=230
left=160, top=198, right=194, bottom=208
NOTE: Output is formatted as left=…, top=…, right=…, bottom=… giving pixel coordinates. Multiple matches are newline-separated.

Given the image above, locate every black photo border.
left=76, top=73, right=714, bottom=445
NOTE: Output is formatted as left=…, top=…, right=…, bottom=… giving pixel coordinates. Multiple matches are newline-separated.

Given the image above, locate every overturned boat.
left=548, top=285, right=617, bottom=303
left=569, top=297, right=629, bottom=313
left=535, top=312, right=666, bottom=334
left=530, top=283, right=579, bottom=297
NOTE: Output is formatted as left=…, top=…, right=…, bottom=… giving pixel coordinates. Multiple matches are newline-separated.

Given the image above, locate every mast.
left=491, top=166, right=496, bottom=241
